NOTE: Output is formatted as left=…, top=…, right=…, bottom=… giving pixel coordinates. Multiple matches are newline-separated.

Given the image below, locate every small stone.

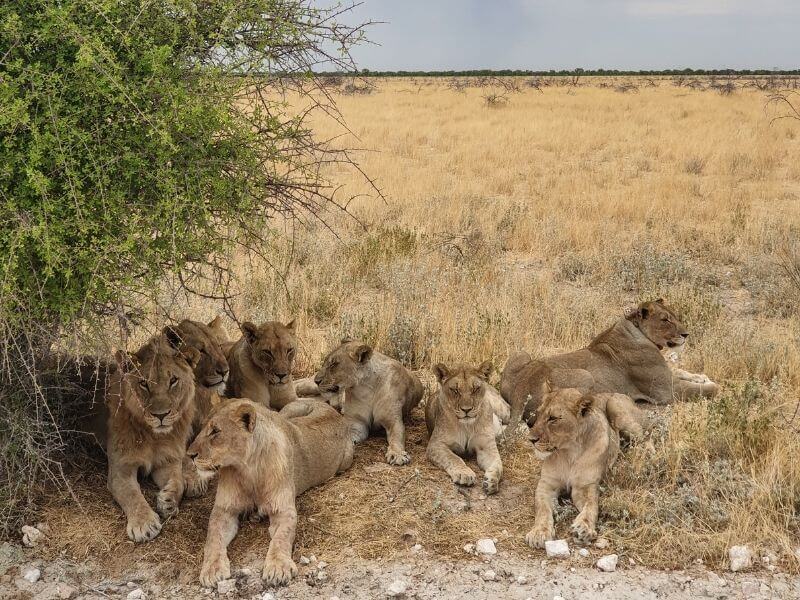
left=299, top=556, right=311, bottom=565
left=126, top=590, right=145, bottom=600
left=554, top=596, right=566, bottom=600
left=316, top=571, right=328, bottom=582
left=463, top=543, right=475, bottom=554
left=127, top=582, right=137, bottom=588
left=481, top=570, right=496, bottom=581
left=741, top=580, right=759, bottom=598
left=729, top=545, right=752, bottom=572
left=260, top=593, right=275, bottom=600
left=22, top=567, right=41, bottom=583
left=310, top=555, right=317, bottom=562
left=544, top=539, right=570, bottom=559
left=578, top=548, right=590, bottom=558
left=596, top=554, right=618, bottom=572
left=386, top=578, right=408, bottom=597
left=595, top=537, right=610, bottom=549
left=54, top=583, right=78, bottom=600
left=411, top=544, right=422, bottom=552
left=516, top=575, right=527, bottom=585
left=317, top=561, right=328, bottom=569
left=628, top=557, right=636, bottom=565
left=216, top=578, right=236, bottom=595
left=476, top=539, right=497, bottom=555
left=21, top=526, right=43, bottom=548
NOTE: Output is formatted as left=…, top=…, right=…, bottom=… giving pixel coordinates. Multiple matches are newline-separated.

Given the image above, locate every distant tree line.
left=318, top=67, right=800, bottom=77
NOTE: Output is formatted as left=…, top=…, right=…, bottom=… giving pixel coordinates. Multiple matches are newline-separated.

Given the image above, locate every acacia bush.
left=0, top=0, right=370, bottom=533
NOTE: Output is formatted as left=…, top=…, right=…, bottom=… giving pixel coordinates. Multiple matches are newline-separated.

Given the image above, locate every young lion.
left=313, top=339, right=423, bottom=465
left=188, top=398, right=353, bottom=587
left=226, top=319, right=300, bottom=410
left=525, top=388, right=645, bottom=548
left=104, top=331, right=199, bottom=542
left=426, top=362, right=503, bottom=494
left=501, top=299, right=719, bottom=427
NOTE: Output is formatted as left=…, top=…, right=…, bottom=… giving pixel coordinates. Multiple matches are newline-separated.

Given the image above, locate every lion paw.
left=386, top=448, right=411, bottom=466
left=199, top=553, right=230, bottom=588
left=482, top=476, right=499, bottom=495
left=156, top=490, right=180, bottom=519
left=448, top=467, right=476, bottom=487
left=184, top=469, right=211, bottom=499
left=262, top=555, right=297, bottom=587
left=525, top=525, right=554, bottom=549
left=570, top=516, right=597, bottom=543
left=126, top=508, right=162, bottom=543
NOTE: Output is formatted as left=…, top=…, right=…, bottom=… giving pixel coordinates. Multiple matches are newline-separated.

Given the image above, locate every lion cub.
left=226, top=319, right=300, bottom=410
left=426, top=362, right=503, bottom=494
left=525, top=388, right=645, bottom=548
left=314, top=339, right=423, bottom=465
left=189, top=398, right=353, bottom=587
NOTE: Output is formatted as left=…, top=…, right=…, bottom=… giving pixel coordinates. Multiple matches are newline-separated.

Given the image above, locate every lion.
left=313, top=339, right=423, bottom=465
left=188, top=398, right=353, bottom=587
left=500, top=299, right=719, bottom=427
left=524, top=387, right=646, bottom=548
left=226, top=319, right=300, bottom=410
left=426, top=361, right=503, bottom=494
left=103, top=330, right=199, bottom=542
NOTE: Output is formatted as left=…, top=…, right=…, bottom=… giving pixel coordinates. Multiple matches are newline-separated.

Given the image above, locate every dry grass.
left=42, top=77, right=800, bottom=574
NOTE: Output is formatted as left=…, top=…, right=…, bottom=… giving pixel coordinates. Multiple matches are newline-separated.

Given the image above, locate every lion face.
left=187, top=399, right=258, bottom=474
left=630, top=299, right=689, bottom=350
left=176, top=318, right=230, bottom=392
left=120, top=330, right=197, bottom=434
left=432, top=361, right=493, bottom=421
left=527, top=388, right=592, bottom=459
left=313, top=339, right=373, bottom=393
left=241, top=320, right=297, bottom=385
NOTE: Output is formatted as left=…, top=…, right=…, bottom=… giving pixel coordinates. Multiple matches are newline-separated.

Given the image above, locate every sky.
left=343, top=0, right=800, bottom=71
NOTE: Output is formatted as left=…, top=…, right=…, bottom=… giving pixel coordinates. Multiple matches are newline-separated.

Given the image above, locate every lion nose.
left=460, top=406, right=472, bottom=414
left=529, top=434, right=540, bottom=443
left=187, top=450, right=198, bottom=460
left=275, top=372, right=289, bottom=382
left=217, top=367, right=229, bottom=377
left=681, top=332, right=689, bottom=339
left=151, top=411, right=169, bottom=423
left=314, top=373, right=322, bottom=385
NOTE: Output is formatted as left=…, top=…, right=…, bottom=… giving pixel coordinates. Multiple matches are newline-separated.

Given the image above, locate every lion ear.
left=236, top=403, right=257, bottom=432
left=655, top=298, right=664, bottom=305
left=182, top=347, right=201, bottom=369
left=208, top=315, right=222, bottom=328
left=241, top=321, right=258, bottom=345
left=432, top=363, right=450, bottom=383
left=639, top=305, right=649, bottom=319
left=353, top=344, right=373, bottom=364
left=114, top=349, right=135, bottom=373
left=576, top=394, right=594, bottom=417
left=340, top=336, right=353, bottom=345
left=162, top=325, right=183, bottom=350
left=477, top=360, right=493, bottom=381
left=285, top=319, right=296, bottom=332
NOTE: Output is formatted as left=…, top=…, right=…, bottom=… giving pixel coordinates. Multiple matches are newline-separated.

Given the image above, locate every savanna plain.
left=20, top=77, right=800, bottom=597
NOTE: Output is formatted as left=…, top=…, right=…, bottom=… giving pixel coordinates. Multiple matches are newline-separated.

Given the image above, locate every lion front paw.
left=126, top=508, right=162, bottom=543
left=570, top=515, right=597, bottom=544
left=525, top=525, right=554, bottom=549
left=199, top=553, right=230, bottom=588
left=386, top=447, right=411, bottom=466
left=184, top=468, right=212, bottom=499
left=156, top=490, right=180, bottom=519
left=448, top=466, right=476, bottom=487
left=482, top=475, right=500, bottom=495
left=262, top=555, right=297, bottom=587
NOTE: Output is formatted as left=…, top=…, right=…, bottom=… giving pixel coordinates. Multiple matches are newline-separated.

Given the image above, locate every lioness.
left=104, top=331, right=198, bottom=542
left=525, top=388, right=645, bottom=548
left=188, top=398, right=353, bottom=587
left=226, top=320, right=300, bottom=410
left=314, top=339, right=423, bottom=465
left=426, top=362, right=503, bottom=494
left=501, top=299, right=719, bottom=426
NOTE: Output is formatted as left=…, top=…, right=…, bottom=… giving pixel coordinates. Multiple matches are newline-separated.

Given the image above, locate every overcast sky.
left=344, top=0, right=799, bottom=71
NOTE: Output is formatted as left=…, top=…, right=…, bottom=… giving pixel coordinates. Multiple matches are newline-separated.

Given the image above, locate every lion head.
left=628, top=299, right=688, bottom=351
left=117, top=330, right=198, bottom=435
left=187, top=399, right=260, bottom=475
left=175, top=318, right=230, bottom=392
left=432, top=361, right=493, bottom=421
left=313, top=339, right=373, bottom=393
left=527, top=388, right=594, bottom=460
left=240, top=320, right=297, bottom=385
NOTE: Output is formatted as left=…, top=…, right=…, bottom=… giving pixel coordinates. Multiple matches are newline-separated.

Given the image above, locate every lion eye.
left=262, top=350, right=273, bottom=360
left=169, top=376, right=178, bottom=388
left=200, top=347, right=208, bottom=355
left=472, top=384, right=481, bottom=394
left=210, top=426, right=220, bottom=437
left=288, top=348, right=295, bottom=358
left=548, top=415, right=558, bottom=423
left=450, top=387, right=460, bottom=397
left=662, top=318, right=670, bottom=323
left=330, top=360, right=338, bottom=369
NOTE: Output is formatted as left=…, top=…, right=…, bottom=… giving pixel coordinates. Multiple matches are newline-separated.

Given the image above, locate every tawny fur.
left=188, top=398, right=353, bottom=588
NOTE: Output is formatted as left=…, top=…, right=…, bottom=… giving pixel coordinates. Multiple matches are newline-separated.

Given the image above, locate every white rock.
left=22, top=567, right=41, bottom=583
left=316, top=571, right=328, bottom=582
left=299, top=555, right=311, bottom=565
left=260, top=593, right=275, bottom=600
left=554, top=596, right=566, bottom=600
left=729, top=545, right=752, bottom=572
left=578, top=548, right=590, bottom=558
left=516, top=575, right=527, bottom=585
left=596, top=554, right=618, bottom=572
left=544, top=539, right=570, bottom=559
left=126, top=590, right=145, bottom=600
left=386, top=578, right=408, bottom=597
left=595, top=537, right=610, bottom=549
left=317, top=560, right=328, bottom=569
left=476, top=538, right=497, bottom=555
left=411, top=543, right=422, bottom=552
left=463, top=543, right=475, bottom=554
left=309, top=554, right=317, bottom=562
left=21, top=526, right=43, bottom=547
left=481, top=570, right=496, bottom=581
left=216, top=578, right=236, bottom=595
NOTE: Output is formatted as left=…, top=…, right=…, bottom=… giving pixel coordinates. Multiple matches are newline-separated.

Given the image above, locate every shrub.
left=0, top=0, right=369, bottom=533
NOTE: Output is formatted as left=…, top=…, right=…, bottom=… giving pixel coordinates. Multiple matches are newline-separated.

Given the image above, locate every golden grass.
left=44, top=77, right=800, bottom=573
